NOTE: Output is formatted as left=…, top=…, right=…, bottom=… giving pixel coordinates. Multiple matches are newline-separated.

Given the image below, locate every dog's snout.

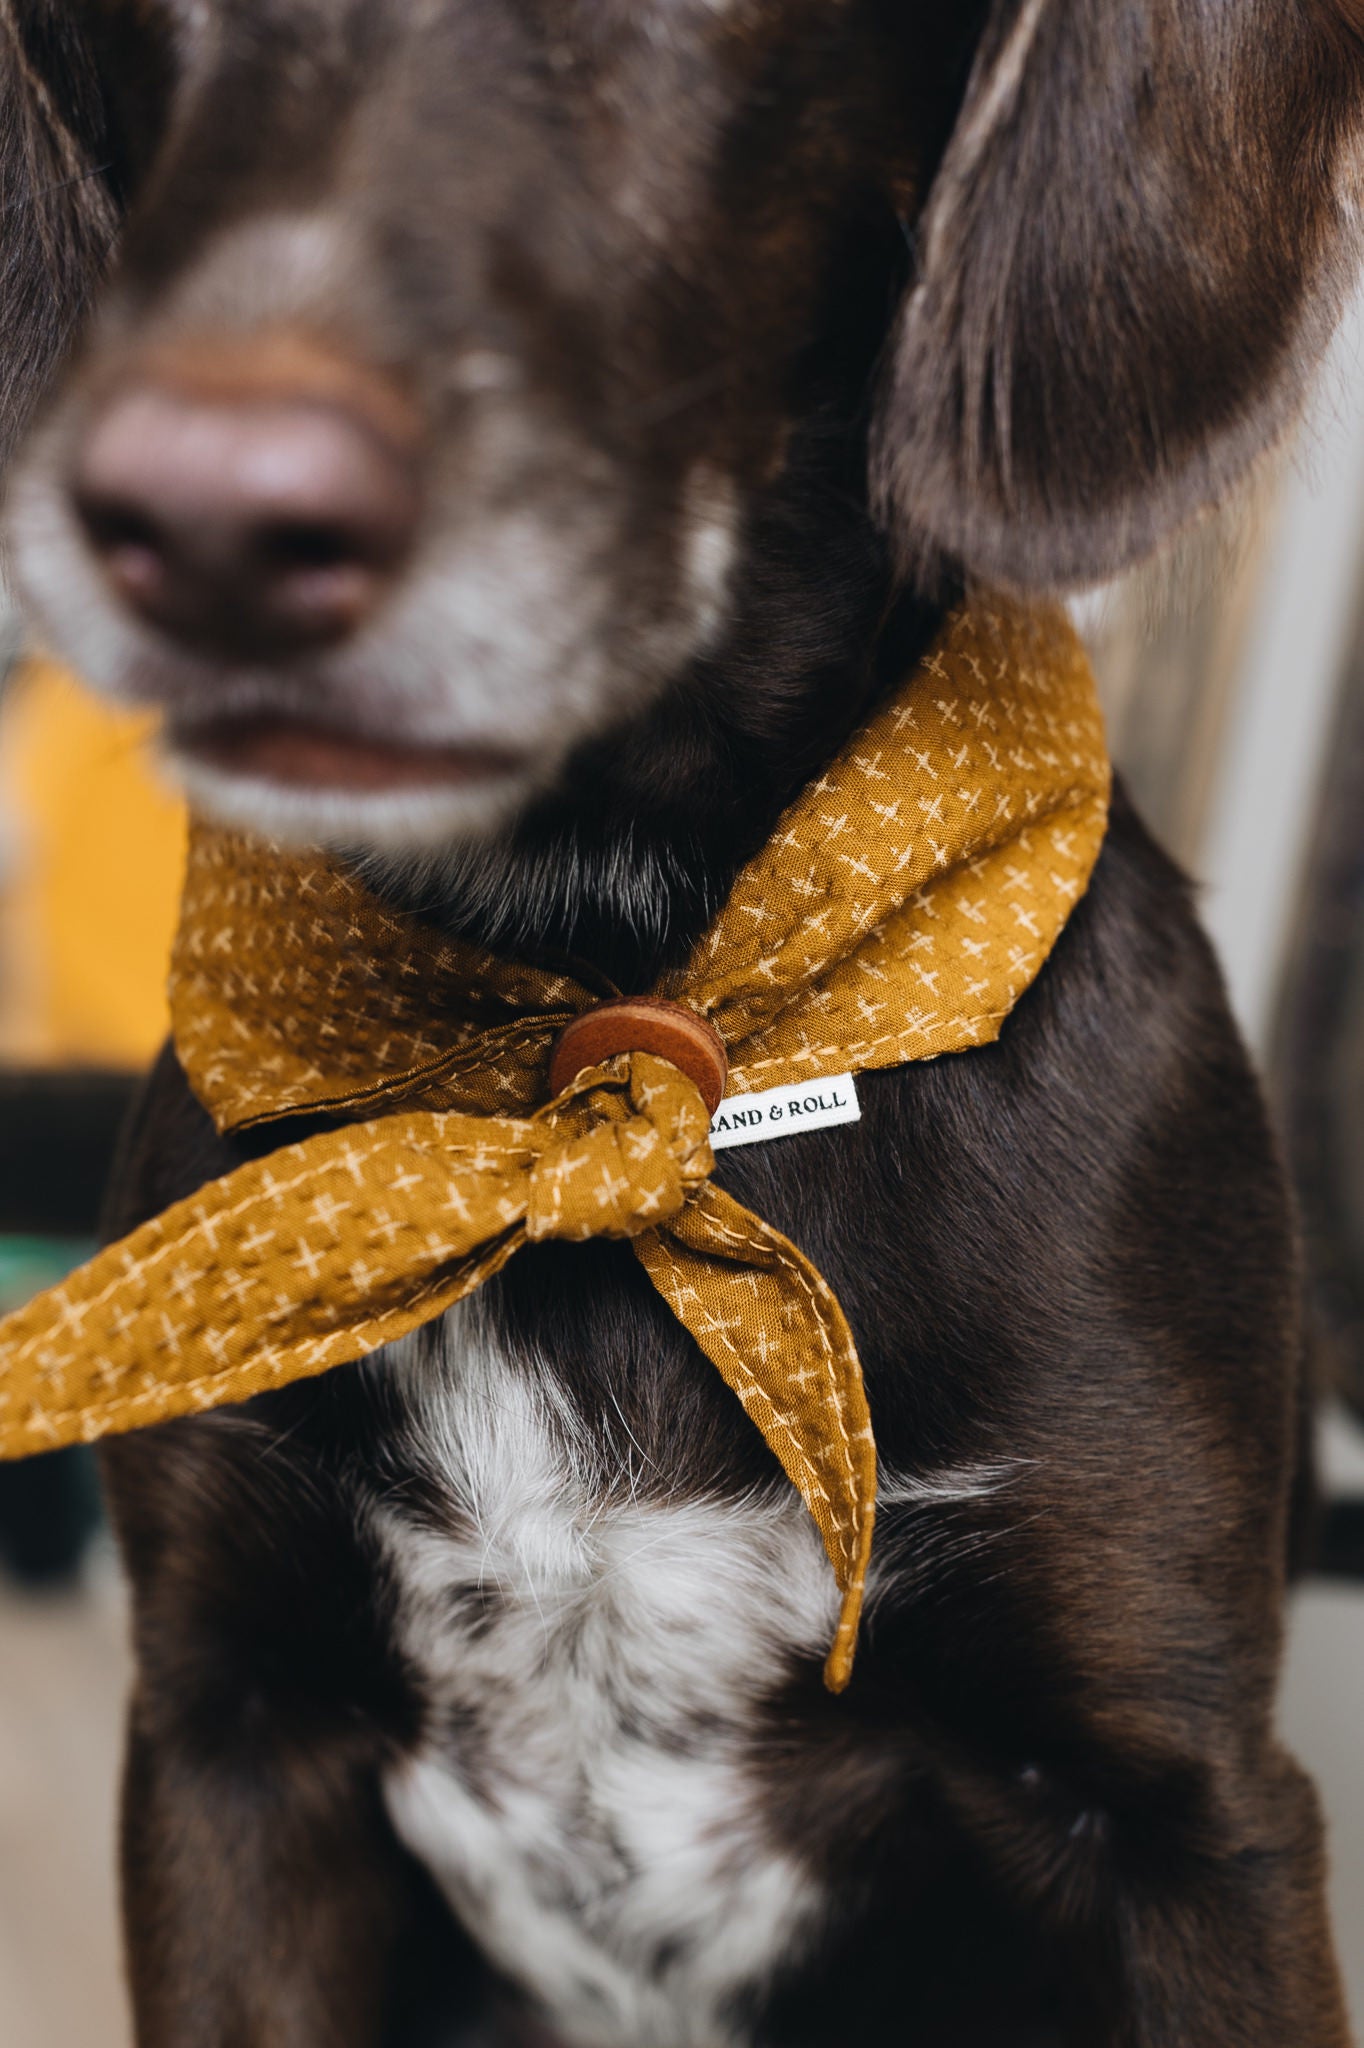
left=70, top=352, right=420, bottom=660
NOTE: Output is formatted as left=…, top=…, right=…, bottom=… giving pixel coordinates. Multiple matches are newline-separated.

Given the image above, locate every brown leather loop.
left=548, top=999, right=729, bottom=1116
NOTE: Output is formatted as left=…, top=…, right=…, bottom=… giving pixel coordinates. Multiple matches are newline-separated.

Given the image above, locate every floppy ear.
left=874, top=0, right=1364, bottom=592
left=0, top=0, right=119, bottom=474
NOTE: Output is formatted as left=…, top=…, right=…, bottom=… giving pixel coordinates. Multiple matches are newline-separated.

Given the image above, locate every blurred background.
left=6, top=294, right=1364, bottom=2040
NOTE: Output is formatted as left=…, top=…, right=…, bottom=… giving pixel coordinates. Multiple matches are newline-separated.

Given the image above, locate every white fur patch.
left=373, top=1317, right=1018, bottom=2043
left=376, top=1312, right=837, bottom=2046
left=679, top=464, right=739, bottom=651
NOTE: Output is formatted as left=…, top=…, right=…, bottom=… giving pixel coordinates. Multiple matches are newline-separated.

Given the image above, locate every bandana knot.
left=525, top=1053, right=714, bottom=1243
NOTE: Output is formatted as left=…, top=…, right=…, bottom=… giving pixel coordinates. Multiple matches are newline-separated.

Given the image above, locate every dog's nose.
left=71, top=360, right=420, bottom=659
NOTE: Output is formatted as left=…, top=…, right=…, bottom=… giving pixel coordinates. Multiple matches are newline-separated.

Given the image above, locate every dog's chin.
left=169, top=729, right=537, bottom=855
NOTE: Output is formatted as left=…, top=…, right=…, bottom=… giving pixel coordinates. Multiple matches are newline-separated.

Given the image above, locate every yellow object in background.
left=0, top=659, right=186, bottom=1070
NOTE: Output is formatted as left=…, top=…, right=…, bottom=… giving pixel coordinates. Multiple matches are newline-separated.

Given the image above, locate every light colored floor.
left=1293, top=1407, right=1364, bottom=2032
left=0, top=1549, right=131, bottom=2048
left=2, top=1433, right=1364, bottom=2048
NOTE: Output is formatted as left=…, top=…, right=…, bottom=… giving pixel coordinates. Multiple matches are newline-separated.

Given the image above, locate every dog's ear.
left=874, top=0, right=1364, bottom=592
left=0, top=1, right=121, bottom=472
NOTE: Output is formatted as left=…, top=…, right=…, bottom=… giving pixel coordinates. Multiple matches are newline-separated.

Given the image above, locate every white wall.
left=1199, top=291, right=1364, bottom=1054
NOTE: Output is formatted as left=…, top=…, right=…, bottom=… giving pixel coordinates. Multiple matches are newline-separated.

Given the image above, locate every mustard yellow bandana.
left=0, top=600, right=1109, bottom=1689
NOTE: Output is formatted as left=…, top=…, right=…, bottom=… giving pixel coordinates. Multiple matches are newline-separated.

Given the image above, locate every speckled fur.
left=6, top=1, right=1364, bottom=2042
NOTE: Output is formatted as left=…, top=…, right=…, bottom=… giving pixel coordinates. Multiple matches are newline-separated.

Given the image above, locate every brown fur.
left=4, top=3, right=1364, bottom=2042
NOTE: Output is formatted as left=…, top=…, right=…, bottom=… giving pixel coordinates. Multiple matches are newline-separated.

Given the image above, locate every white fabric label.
left=708, top=1073, right=862, bottom=1150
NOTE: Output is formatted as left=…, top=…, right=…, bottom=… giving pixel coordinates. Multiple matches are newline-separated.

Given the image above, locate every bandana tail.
left=636, top=1183, right=879, bottom=1693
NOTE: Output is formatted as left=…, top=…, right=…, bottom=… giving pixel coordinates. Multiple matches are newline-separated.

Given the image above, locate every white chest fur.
left=376, top=1313, right=840, bottom=2048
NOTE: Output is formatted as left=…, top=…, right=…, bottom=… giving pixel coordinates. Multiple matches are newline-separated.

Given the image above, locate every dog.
left=4, top=2, right=1364, bottom=2042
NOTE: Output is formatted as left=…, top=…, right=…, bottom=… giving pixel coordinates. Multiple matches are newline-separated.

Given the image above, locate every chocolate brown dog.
left=4, top=3, right=1364, bottom=2042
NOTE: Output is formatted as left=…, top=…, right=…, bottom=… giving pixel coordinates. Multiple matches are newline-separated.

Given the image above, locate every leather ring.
left=548, top=999, right=729, bottom=1116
